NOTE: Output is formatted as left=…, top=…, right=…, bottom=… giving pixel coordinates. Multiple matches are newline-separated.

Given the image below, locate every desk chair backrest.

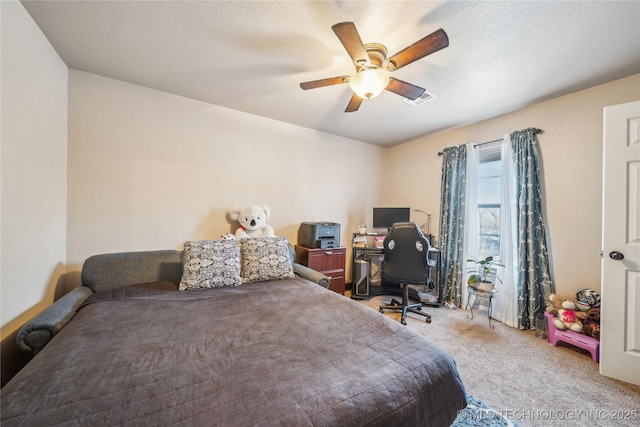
left=382, top=222, right=432, bottom=285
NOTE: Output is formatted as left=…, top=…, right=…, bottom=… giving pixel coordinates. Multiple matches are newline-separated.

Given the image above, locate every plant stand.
left=465, top=287, right=497, bottom=328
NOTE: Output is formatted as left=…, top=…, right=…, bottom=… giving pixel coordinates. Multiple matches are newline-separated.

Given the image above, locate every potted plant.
left=466, top=256, right=504, bottom=292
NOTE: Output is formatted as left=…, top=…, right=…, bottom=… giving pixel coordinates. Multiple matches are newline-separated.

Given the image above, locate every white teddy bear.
left=228, top=205, right=275, bottom=240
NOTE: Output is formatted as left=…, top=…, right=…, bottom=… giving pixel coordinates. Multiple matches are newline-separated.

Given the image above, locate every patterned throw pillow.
left=240, top=237, right=295, bottom=284
left=179, top=240, right=241, bottom=290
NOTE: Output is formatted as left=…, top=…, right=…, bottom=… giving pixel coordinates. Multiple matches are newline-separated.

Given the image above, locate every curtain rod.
left=436, top=137, right=502, bottom=156
left=472, top=138, right=503, bottom=148
left=436, top=129, right=544, bottom=156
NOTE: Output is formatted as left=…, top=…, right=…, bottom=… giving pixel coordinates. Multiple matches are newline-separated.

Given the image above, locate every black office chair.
left=379, top=222, right=434, bottom=325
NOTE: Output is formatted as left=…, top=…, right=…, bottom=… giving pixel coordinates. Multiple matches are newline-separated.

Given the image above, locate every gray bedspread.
left=2, top=277, right=466, bottom=426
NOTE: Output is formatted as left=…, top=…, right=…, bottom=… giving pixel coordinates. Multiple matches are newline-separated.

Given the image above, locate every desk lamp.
left=413, top=209, right=432, bottom=234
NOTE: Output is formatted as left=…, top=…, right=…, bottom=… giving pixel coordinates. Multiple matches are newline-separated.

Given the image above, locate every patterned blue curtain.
left=511, top=128, right=554, bottom=330
left=438, top=145, right=467, bottom=305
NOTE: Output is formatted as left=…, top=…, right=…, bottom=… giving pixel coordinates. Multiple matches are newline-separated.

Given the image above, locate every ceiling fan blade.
left=345, top=93, right=363, bottom=112
left=386, top=78, right=426, bottom=100
left=386, top=28, right=449, bottom=71
left=300, top=76, right=350, bottom=90
left=332, top=22, right=369, bottom=66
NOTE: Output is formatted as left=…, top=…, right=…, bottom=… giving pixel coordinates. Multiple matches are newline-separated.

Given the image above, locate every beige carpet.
left=355, top=295, right=640, bottom=427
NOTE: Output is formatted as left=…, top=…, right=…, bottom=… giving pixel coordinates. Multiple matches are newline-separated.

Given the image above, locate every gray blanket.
left=2, top=278, right=466, bottom=426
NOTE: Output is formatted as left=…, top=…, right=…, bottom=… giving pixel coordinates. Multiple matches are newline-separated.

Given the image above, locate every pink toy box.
left=544, top=311, right=599, bottom=363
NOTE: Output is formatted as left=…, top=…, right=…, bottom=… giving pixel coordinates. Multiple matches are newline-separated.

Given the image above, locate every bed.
left=2, top=240, right=467, bottom=426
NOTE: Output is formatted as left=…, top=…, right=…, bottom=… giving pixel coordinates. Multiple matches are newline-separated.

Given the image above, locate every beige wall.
left=66, top=70, right=386, bottom=285
left=387, top=73, right=640, bottom=295
left=0, top=0, right=68, bottom=385
left=0, top=1, right=68, bottom=335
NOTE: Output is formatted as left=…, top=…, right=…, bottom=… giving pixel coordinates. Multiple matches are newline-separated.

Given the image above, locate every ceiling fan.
left=300, top=22, right=449, bottom=112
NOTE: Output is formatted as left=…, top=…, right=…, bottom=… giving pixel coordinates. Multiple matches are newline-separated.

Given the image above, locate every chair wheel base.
left=379, top=284, right=432, bottom=326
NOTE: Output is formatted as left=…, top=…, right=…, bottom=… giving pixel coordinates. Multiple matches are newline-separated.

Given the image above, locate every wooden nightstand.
left=295, top=245, right=346, bottom=294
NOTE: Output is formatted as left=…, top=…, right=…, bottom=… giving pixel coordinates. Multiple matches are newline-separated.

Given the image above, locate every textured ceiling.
left=21, top=0, right=640, bottom=147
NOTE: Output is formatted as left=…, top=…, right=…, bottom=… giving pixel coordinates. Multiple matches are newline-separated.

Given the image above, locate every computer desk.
left=350, top=236, right=442, bottom=306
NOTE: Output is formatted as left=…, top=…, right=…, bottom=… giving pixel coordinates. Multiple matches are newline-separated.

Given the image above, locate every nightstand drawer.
left=324, top=270, right=345, bottom=294
left=295, top=246, right=347, bottom=294
left=307, top=249, right=345, bottom=271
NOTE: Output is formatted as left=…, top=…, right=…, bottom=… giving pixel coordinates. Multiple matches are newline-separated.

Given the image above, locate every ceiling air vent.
left=404, top=91, right=436, bottom=106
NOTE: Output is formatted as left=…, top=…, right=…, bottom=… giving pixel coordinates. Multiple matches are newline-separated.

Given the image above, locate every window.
left=477, top=145, right=502, bottom=260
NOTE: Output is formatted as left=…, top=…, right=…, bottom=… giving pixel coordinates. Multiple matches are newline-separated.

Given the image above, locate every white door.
left=601, top=100, right=640, bottom=385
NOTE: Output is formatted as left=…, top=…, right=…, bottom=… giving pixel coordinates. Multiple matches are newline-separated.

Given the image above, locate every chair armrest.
left=16, top=286, right=93, bottom=355
left=293, top=263, right=330, bottom=289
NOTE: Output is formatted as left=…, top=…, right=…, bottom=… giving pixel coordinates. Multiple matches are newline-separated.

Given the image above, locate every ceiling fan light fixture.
left=349, top=68, right=390, bottom=99
left=300, top=22, right=449, bottom=112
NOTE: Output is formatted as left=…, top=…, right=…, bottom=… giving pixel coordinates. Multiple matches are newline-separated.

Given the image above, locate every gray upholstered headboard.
left=81, top=245, right=300, bottom=293
left=82, top=250, right=183, bottom=293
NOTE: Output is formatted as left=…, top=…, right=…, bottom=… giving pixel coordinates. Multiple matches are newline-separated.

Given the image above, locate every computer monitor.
left=372, top=207, right=411, bottom=231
